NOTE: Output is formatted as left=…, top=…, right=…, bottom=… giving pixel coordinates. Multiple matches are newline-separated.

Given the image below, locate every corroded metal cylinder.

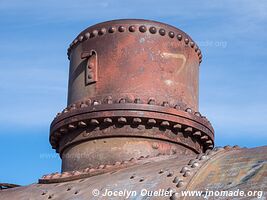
left=50, top=19, right=214, bottom=172
left=67, top=19, right=201, bottom=111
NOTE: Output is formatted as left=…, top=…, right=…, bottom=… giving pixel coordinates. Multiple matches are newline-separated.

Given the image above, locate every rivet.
left=138, top=156, right=144, bottom=160
left=105, top=96, right=113, bottom=104
left=196, top=153, right=203, bottom=159
left=90, top=119, right=99, bottom=125
left=99, top=28, right=106, bottom=35
left=129, top=25, right=136, bottom=32
left=197, top=49, right=201, bottom=55
left=63, top=108, right=68, bottom=113
left=169, top=31, right=175, bottom=38
left=184, top=38, right=189, bottom=44
left=161, top=121, right=170, bottom=127
left=104, top=118, right=113, bottom=124
left=162, top=101, right=169, bottom=107
left=118, top=117, right=127, bottom=124
left=176, top=180, right=185, bottom=188
left=190, top=41, right=195, bottom=48
left=139, top=25, right=147, bottom=33
left=177, top=34, right=182, bottom=41
left=119, top=98, right=126, bottom=103
left=134, top=98, right=141, bottom=104
left=93, top=100, right=100, bottom=105
left=195, top=45, right=199, bottom=52
left=98, top=164, right=105, bottom=169
left=206, top=140, right=213, bottom=144
left=147, top=119, right=156, bottom=125
left=208, top=145, right=214, bottom=149
left=133, top=118, right=142, bottom=124
left=185, top=108, right=192, bottom=113
left=68, top=124, right=76, bottom=130
left=184, top=127, right=193, bottom=132
left=191, top=162, right=199, bottom=168
left=173, top=124, right=182, bottom=130
left=173, top=176, right=180, bottom=183
left=78, top=35, right=84, bottom=42
left=123, top=160, right=131, bottom=165
left=194, top=112, right=201, bottom=117
left=193, top=131, right=201, bottom=136
left=152, top=143, right=159, bottom=149
left=199, top=59, right=202, bottom=63
left=118, top=26, right=125, bottom=32
left=78, top=121, right=87, bottom=127
left=73, top=170, right=82, bottom=175
left=108, top=27, right=116, bottom=33
left=199, top=155, right=208, bottom=160
left=201, top=135, right=208, bottom=140
left=92, top=30, right=98, bottom=37
left=199, top=54, right=203, bottom=59
left=174, top=105, right=181, bottom=110
left=180, top=166, right=190, bottom=173
left=85, top=32, right=90, bottom=39
left=224, top=145, right=231, bottom=150
left=167, top=171, right=174, bottom=177
left=159, top=28, right=166, bottom=36
left=188, top=159, right=196, bottom=165
left=159, top=169, right=164, bottom=174
left=74, top=39, right=78, bottom=44
left=149, top=26, right=157, bottom=34
left=183, top=171, right=191, bottom=177
left=148, top=98, right=155, bottom=105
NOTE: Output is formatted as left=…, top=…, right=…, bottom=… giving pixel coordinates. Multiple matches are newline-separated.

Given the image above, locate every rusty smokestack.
left=49, top=19, right=214, bottom=172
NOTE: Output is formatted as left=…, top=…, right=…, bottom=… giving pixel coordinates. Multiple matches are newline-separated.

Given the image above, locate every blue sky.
left=0, top=0, right=266, bottom=185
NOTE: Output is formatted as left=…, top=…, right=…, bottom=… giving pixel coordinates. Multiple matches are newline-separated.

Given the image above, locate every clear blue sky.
left=0, top=0, right=266, bottom=185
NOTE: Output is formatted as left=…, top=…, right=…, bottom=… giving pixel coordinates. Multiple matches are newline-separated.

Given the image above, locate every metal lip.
left=49, top=103, right=214, bottom=153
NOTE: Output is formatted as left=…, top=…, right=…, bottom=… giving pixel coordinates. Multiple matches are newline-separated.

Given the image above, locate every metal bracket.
left=81, top=50, right=98, bottom=85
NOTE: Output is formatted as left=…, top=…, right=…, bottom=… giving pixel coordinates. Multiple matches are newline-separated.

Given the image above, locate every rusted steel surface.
left=1, top=146, right=266, bottom=200
left=2, top=19, right=265, bottom=200
left=184, top=146, right=267, bottom=200
left=49, top=19, right=214, bottom=171
left=66, top=19, right=201, bottom=109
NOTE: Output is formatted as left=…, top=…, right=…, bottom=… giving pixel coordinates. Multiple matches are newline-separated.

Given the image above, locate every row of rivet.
left=169, top=145, right=241, bottom=199
left=41, top=145, right=240, bottom=182
left=67, top=25, right=202, bottom=63
left=56, top=96, right=210, bottom=124
left=40, top=153, right=167, bottom=182
left=50, top=115, right=214, bottom=150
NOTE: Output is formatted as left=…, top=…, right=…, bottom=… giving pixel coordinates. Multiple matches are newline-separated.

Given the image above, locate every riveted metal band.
left=50, top=97, right=214, bottom=154
left=169, top=145, right=242, bottom=199
left=67, top=19, right=202, bottom=63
